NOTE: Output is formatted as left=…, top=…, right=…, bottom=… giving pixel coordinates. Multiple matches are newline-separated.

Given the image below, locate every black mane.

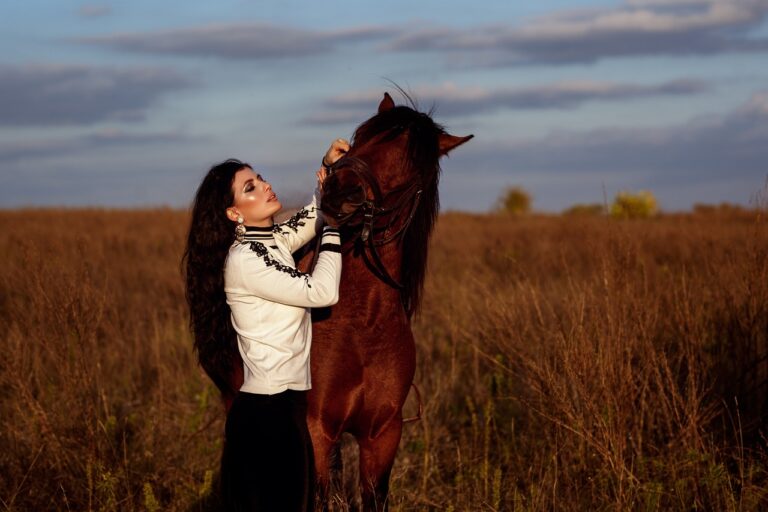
left=351, top=101, right=446, bottom=317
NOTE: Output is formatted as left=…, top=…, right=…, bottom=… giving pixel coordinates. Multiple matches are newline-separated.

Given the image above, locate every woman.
left=183, top=139, right=349, bottom=511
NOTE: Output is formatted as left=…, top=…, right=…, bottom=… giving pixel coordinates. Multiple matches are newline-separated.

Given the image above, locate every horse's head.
left=321, top=92, right=472, bottom=230
left=349, top=92, right=471, bottom=189
left=320, top=92, right=472, bottom=316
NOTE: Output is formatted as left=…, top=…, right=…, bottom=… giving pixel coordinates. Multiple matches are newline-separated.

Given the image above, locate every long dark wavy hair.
left=182, top=159, right=250, bottom=402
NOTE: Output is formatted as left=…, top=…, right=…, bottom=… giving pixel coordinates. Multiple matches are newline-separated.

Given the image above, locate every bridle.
left=322, top=155, right=423, bottom=290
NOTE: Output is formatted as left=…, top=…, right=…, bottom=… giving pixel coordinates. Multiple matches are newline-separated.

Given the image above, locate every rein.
left=323, top=156, right=423, bottom=290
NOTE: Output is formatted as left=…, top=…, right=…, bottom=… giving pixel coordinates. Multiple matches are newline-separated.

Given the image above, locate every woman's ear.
left=226, top=207, right=240, bottom=222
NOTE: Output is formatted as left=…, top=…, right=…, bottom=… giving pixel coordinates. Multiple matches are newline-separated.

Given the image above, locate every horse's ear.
left=378, top=92, right=395, bottom=113
left=439, top=133, right=474, bottom=155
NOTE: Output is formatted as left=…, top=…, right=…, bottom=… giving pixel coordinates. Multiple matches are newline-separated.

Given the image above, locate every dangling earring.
left=235, top=215, right=246, bottom=243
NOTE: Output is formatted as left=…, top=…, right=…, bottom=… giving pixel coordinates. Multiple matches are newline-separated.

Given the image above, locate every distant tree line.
left=495, top=186, right=754, bottom=219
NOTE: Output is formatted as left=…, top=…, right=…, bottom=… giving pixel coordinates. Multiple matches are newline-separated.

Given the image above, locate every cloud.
left=73, top=2, right=768, bottom=64
left=432, top=89, right=768, bottom=210
left=78, top=4, right=112, bottom=18
left=385, top=0, right=768, bottom=65
left=453, top=90, right=768, bottom=179
left=0, top=64, right=192, bottom=126
left=0, top=128, right=203, bottom=163
left=625, top=0, right=730, bottom=7
left=77, top=23, right=398, bottom=59
left=306, top=79, right=709, bottom=124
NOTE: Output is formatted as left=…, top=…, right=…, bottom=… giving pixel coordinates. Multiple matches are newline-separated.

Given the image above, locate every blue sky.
left=2, top=0, right=767, bottom=211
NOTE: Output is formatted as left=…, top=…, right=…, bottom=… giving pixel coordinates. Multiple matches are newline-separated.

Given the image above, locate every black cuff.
left=319, top=243, right=342, bottom=253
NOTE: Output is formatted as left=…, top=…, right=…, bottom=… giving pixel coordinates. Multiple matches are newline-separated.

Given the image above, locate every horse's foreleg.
left=357, top=418, right=403, bottom=512
left=307, top=416, right=337, bottom=511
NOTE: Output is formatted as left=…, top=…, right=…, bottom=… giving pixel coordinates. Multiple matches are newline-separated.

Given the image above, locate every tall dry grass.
left=1, top=208, right=766, bottom=510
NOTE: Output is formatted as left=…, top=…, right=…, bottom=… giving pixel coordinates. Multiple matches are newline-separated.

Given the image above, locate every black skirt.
left=220, top=389, right=315, bottom=512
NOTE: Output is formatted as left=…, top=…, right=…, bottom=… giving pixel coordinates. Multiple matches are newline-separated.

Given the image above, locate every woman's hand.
left=316, top=167, right=328, bottom=187
left=322, top=211, right=341, bottom=228
left=316, top=168, right=341, bottom=227
left=322, top=138, right=350, bottom=168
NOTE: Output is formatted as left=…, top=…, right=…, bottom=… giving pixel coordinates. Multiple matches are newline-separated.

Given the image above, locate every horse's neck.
left=337, top=244, right=404, bottom=309
left=341, top=243, right=403, bottom=284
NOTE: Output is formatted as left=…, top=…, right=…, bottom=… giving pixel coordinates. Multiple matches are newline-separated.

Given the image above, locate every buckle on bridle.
left=360, top=201, right=375, bottom=242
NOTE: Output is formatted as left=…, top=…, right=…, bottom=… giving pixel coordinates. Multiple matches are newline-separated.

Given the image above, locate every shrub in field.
left=693, top=202, right=751, bottom=216
left=610, top=190, right=658, bottom=218
left=562, top=203, right=605, bottom=216
left=496, top=185, right=532, bottom=215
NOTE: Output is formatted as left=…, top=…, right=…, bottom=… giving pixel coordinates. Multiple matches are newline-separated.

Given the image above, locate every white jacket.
left=224, top=195, right=342, bottom=395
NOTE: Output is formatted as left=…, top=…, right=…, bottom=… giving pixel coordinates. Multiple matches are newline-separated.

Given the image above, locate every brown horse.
left=302, top=92, right=472, bottom=510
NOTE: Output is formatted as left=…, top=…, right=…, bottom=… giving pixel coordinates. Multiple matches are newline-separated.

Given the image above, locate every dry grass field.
left=1, top=207, right=767, bottom=511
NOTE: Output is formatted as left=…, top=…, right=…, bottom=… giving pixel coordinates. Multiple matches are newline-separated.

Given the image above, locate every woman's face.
left=227, top=167, right=282, bottom=227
